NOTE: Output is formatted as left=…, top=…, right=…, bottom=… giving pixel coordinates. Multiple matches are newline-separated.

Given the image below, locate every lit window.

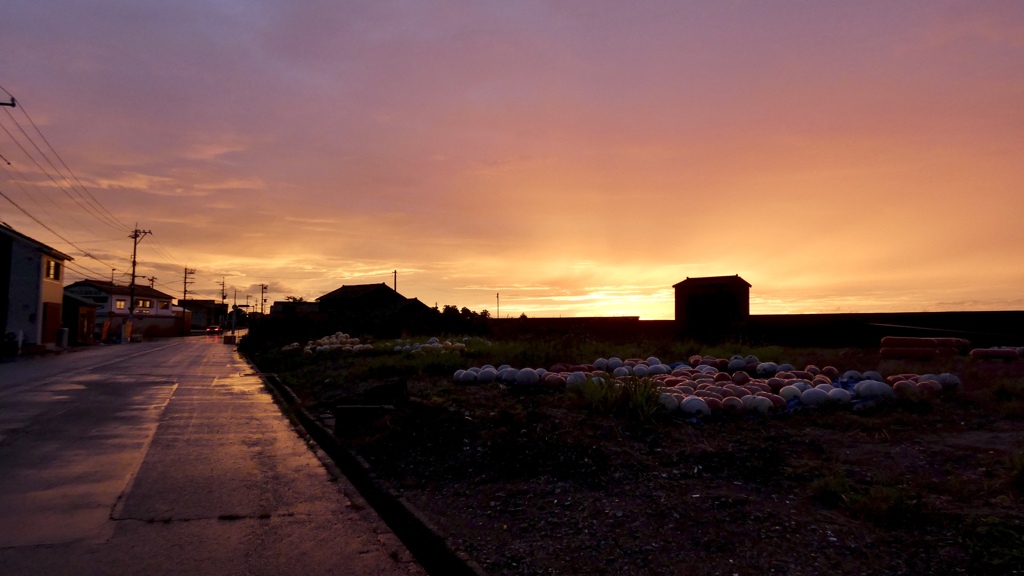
left=115, top=300, right=126, bottom=310
left=138, top=299, right=153, bottom=308
left=45, top=260, right=61, bottom=280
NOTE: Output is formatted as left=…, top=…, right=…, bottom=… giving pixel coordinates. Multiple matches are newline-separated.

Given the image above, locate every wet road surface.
left=0, top=337, right=424, bottom=576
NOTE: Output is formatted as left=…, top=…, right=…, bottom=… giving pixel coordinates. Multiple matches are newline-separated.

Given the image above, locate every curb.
left=259, top=372, right=488, bottom=576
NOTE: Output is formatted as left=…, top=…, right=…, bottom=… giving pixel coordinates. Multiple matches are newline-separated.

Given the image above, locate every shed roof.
left=65, top=279, right=175, bottom=300
left=672, top=275, right=751, bottom=289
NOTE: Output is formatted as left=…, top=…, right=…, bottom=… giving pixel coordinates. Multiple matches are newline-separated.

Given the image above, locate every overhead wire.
left=0, top=118, right=125, bottom=234
left=0, top=184, right=123, bottom=272
left=0, top=158, right=115, bottom=243
left=0, top=87, right=140, bottom=282
left=0, top=84, right=127, bottom=233
left=7, top=99, right=129, bottom=230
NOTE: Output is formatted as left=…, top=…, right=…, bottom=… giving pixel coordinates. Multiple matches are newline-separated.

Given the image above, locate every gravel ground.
left=326, top=380, right=1024, bottom=576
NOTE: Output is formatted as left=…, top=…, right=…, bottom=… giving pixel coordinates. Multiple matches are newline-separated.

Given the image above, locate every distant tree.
left=519, top=312, right=528, bottom=319
left=285, top=296, right=305, bottom=302
left=442, top=304, right=459, bottom=316
left=479, top=309, right=491, bottom=319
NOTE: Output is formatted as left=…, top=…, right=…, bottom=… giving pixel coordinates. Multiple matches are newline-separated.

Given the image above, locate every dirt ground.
left=297, top=367, right=1024, bottom=576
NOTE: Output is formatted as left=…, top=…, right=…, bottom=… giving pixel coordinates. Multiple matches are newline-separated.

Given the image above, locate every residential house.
left=1, top=223, right=73, bottom=347
left=269, top=300, right=320, bottom=316
left=178, top=299, right=229, bottom=329
left=64, top=279, right=179, bottom=339
left=317, top=283, right=435, bottom=336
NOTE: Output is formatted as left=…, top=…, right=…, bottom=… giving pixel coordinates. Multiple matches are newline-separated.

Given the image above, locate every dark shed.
left=673, top=275, right=751, bottom=338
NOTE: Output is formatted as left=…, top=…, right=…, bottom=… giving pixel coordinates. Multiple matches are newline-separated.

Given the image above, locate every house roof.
left=318, top=283, right=402, bottom=301
left=63, top=292, right=100, bottom=308
left=672, top=275, right=751, bottom=289
left=0, top=222, right=73, bottom=261
left=65, top=279, right=175, bottom=300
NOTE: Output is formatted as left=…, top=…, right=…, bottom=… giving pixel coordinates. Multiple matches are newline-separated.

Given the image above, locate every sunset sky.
left=2, top=1, right=1022, bottom=319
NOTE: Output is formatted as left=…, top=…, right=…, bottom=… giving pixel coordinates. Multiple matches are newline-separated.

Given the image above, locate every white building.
left=1, top=223, right=72, bottom=347
left=64, top=279, right=178, bottom=339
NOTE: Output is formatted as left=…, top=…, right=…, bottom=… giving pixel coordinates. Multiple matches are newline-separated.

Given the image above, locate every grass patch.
left=572, top=376, right=662, bottom=421
left=809, top=468, right=927, bottom=528
left=1009, top=451, right=1024, bottom=493
left=810, top=471, right=854, bottom=508
left=962, top=516, right=1024, bottom=574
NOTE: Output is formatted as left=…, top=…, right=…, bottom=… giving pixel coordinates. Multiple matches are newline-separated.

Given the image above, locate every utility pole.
left=259, top=283, right=268, bottom=315
left=183, top=265, right=196, bottom=301
left=0, top=98, right=14, bottom=108
left=497, top=292, right=500, bottom=319
left=393, top=270, right=397, bottom=292
left=110, top=268, right=116, bottom=283
left=128, top=226, right=152, bottom=318
left=147, top=276, right=157, bottom=288
left=232, top=289, right=237, bottom=335
left=217, top=278, right=227, bottom=324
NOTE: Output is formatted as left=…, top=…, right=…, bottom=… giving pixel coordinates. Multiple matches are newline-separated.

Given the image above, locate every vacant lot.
left=249, top=337, right=1024, bottom=575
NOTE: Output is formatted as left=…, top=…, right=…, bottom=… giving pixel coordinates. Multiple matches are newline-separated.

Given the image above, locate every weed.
left=572, top=376, right=662, bottom=421
left=852, top=483, right=926, bottom=528
left=809, top=468, right=928, bottom=528
left=1009, top=451, right=1024, bottom=493
left=810, top=471, right=853, bottom=508
left=962, top=516, right=1024, bottom=574
left=621, top=377, right=662, bottom=421
left=576, top=378, right=623, bottom=415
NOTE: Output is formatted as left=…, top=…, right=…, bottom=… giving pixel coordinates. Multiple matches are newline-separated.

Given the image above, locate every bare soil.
left=291, top=369, right=1024, bottom=576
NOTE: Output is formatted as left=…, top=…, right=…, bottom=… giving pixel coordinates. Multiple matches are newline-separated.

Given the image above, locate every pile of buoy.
left=281, top=332, right=372, bottom=355
left=388, top=336, right=475, bottom=354
left=454, top=354, right=964, bottom=417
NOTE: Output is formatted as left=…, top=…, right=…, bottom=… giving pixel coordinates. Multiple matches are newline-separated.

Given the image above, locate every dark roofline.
left=66, top=279, right=175, bottom=300
left=0, top=223, right=74, bottom=261
left=672, top=274, right=751, bottom=289
left=64, top=292, right=100, bottom=308
left=318, top=282, right=398, bottom=301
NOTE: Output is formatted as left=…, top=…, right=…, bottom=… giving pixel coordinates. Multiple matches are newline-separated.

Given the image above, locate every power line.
left=7, top=100, right=128, bottom=230
left=0, top=158, right=114, bottom=241
left=0, top=184, right=121, bottom=271
left=0, top=86, right=127, bottom=232
left=0, top=118, right=123, bottom=233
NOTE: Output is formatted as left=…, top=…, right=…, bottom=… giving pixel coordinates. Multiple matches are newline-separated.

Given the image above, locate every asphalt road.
left=0, top=336, right=424, bottom=576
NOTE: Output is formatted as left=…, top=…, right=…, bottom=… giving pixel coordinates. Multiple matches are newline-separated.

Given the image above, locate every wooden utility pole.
left=183, top=266, right=196, bottom=301
left=393, top=270, right=397, bottom=291
left=128, top=226, right=152, bottom=317
left=259, top=283, right=268, bottom=315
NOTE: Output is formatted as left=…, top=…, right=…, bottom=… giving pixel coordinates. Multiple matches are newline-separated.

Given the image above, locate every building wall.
left=41, top=257, right=64, bottom=304
left=6, top=241, right=44, bottom=344
left=674, top=283, right=749, bottom=335
left=65, top=284, right=175, bottom=329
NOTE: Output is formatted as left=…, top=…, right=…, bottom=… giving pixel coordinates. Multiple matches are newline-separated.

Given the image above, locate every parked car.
left=205, top=325, right=223, bottom=335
